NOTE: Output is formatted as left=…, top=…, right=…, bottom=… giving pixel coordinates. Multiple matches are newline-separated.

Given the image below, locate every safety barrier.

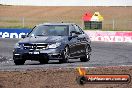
left=0, top=28, right=31, bottom=38
left=0, top=28, right=132, bottom=43
left=86, top=31, right=132, bottom=43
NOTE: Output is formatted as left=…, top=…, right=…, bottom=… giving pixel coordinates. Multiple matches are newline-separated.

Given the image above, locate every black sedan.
left=13, top=23, right=92, bottom=65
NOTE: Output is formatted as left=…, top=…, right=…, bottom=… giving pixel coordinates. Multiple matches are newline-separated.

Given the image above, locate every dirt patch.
left=0, top=55, right=11, bottom=63
left=0, top=6, right=132, bottom=20
left=0, top=66, right=132, bottom=88
left=0, top=6, right=132, bottom=30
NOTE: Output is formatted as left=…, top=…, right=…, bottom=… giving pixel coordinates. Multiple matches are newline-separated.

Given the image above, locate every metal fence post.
left=22, top=17, right=25, bottom=28
left=112, top=19, right=115, bottom=31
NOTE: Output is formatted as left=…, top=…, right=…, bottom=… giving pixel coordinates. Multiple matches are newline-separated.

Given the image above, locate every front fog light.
left=14, top=43, right=23, bottom=49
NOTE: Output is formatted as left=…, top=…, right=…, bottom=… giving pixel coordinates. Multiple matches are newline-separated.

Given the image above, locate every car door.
left=73, top=25, right=86, bottom=55
left=68, top=25, right=79, bottom=57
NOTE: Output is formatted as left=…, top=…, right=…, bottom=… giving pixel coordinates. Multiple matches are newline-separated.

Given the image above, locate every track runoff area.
left=0, top=30, right=132, bottom=70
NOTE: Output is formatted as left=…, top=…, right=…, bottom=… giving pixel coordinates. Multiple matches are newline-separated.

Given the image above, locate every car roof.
left=37, top=23, right=76, bottom=26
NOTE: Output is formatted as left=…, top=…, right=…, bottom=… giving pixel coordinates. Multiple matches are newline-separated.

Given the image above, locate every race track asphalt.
left=0, top=38, right=132, bottom=71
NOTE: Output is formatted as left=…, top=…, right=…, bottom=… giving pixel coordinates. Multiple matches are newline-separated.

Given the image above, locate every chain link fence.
left=0, top=17, right=132, bottom=31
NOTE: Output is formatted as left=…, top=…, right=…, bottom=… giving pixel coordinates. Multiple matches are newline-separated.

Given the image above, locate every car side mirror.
left=21, top=35, right=26, bottom=38
left=71, top=32, right=77, bottom=37
left=70, top=31, right=81, bottom=37
left=68, top=31, right=78, bottom=40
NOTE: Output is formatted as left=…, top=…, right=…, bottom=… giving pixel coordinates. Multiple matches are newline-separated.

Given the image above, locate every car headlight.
left=48, top=43, right=61, bottom=49
left=14, top=43, right=23, bottom=49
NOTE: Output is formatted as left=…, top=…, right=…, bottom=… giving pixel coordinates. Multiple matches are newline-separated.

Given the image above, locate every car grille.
left=23, top=43, right=48, bottom=50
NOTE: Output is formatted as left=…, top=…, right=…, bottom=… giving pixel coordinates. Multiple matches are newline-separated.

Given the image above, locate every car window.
left=74, top=25, right=84, bottom=34
left=78, top=26, right=84, bottom=34
left=69, top=25, right=76, bottom=35
left=69, top=25, right=76, bottom=32
left=28, top=25, right=69, bottom=36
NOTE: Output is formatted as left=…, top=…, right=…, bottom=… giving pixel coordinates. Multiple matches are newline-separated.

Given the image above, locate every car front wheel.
left=59, top=46, right=69, bottom=63
left=14, top=59, right=25, bottom=65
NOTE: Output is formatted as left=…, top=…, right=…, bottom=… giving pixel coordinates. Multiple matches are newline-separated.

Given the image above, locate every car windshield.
left=28, top=25, right=69, bottom=36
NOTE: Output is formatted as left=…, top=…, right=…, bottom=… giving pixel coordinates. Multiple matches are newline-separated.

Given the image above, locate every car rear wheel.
left=59, top=46, right=69, bottom=63
left=14, top=59, right=25, bottom=65
left=80, top=45, right=91, bottom=62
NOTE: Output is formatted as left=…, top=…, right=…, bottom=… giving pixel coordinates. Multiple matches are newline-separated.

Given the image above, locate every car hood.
left=19, top=36, right=68, bottom=44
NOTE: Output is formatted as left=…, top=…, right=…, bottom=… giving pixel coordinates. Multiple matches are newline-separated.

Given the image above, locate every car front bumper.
left=13, top=48, right=64, bottom=61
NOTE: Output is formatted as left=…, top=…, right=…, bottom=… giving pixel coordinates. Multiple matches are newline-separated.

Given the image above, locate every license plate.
left=29, top=52, right=39, bottom=54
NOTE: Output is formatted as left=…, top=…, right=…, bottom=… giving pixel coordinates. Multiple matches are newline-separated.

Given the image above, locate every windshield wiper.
left=36, top=34, right=45, bottom=36
left=57, top=34, right=66, bottom=36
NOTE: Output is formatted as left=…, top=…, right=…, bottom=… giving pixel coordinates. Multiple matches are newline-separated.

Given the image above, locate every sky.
left=0, top=0, right=132, bottom=6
